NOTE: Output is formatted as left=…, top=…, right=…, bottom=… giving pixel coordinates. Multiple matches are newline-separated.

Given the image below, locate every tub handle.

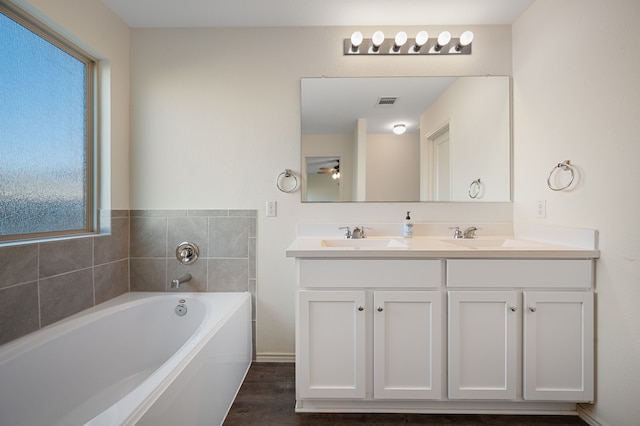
left=176, top=242, right=199, bottom=265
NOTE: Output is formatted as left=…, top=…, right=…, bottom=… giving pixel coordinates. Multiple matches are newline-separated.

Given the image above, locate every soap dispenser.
left=403, top=211, right=413, bottom=238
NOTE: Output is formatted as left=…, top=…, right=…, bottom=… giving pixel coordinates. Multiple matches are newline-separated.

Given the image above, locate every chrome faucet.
left=171, top=273, right=192, bottom=289
left=462, top=226, right=479, bottom=239
left=351, top=226, right=367, bottom=239
left=451, top=226, right=479, bottom=239
left=338, top=226, right=368, bottom=239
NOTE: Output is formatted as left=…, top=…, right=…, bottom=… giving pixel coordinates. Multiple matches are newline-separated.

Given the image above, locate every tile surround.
left=1, top=209, right=257, bottom=356
left=0, top=210, right=130, bottom=346
left=129, top=209, right=258, bottom=357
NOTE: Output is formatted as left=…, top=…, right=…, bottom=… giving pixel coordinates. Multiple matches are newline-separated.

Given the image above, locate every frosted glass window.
left=0, top=7, right=95, bottom=241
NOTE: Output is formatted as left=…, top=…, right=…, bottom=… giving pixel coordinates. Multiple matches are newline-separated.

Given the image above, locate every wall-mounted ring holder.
left=468, top=178, right=483, bottom=199
left=277, top=169, right=299, bottom=193
left=176, top=242, right=199, bottom=265
left=547, top=160, right=575, bottom=191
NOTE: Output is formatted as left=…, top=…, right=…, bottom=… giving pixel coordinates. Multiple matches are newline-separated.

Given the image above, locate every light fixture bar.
left=344, top=31, right=472, bottom=55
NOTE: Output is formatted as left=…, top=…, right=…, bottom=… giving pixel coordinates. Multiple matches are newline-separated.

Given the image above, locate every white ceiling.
left=100, top=0, right=534, bottom=28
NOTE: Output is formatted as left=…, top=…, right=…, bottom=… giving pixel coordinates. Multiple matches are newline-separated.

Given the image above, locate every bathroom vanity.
left=286, top=224, right=599, bottom=414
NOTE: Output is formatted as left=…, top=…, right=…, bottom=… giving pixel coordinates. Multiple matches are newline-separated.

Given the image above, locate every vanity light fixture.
left=344, top=30, right=472, bottom=55
left=393, top=124, right=407, bottom=135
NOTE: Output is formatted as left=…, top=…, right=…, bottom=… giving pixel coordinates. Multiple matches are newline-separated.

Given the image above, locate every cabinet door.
left=297, top=290, right=366, bottom=399
left=448, top=291, right=518, bottom=400
left=523, top=291, right=594, bottom=401
left=373, top=291, right=442, bottom=399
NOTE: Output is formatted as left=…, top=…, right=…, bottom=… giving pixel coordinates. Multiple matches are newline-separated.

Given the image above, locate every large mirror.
left=301, top=76, right=511, bottom=202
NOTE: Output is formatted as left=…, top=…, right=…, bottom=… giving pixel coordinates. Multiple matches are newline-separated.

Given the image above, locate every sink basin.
left=441, top=238, right=544, bottom=249
left=321, top=238, right=408, bottom=248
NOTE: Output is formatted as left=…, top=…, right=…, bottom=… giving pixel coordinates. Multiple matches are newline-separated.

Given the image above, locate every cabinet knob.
left=528, top=306, right=536, bottom=312
left=509, top=306, right=517, bottom=312
left=358, top=306, right=364, bottom=311
left=377, top=306, right=383, bottom=312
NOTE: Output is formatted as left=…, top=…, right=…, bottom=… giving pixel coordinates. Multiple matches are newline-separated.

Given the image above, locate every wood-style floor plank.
left=224, top=363, right=589, bottom=426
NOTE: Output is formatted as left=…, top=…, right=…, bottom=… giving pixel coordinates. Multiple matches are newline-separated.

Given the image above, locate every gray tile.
left=130, top=217, right=167, bottom=258
left=39, top=237, right=94, bottom=279
left=209, top=217, right=249, bottom=258
left=229, top=209, right=257, bottom=217
left=95, top=260, right=129, bottom=304
left=249, top=217, right=256, bottom=238
left=207, top=258, right=248, bottom=291
left=188, top=209, right=228, bottom=217
left=167, top=217, right=208, bottom=259
left=0, top=282, right=39, bottom=345
left=249, top=238, right=256, bottom=279
left=95, top=217, right=129, bottom=265
left=130, top=258, right=166, bottom=292
left=40, top=269, right=94, bottom=327
left=167, top=259, right=207, bottom=292
left=131, top=209, right=187, bottom=217
left=0, top=244, right=38, bottom=289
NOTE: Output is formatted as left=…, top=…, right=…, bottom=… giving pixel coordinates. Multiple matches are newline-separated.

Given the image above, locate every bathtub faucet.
left=171, top=273, right=192, bottom=289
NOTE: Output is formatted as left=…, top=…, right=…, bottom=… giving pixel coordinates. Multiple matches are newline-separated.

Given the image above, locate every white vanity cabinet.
left=288, top=232, right=599, bottom=414
left=447, top=259, right=594, bottom=403
left=296, top=259, right=443, bottom=402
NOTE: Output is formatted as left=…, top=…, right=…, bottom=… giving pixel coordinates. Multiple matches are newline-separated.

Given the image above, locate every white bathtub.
left=0, top=292, right=252, bottom=426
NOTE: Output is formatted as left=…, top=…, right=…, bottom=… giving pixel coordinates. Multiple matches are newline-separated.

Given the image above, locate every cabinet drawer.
left=299, top=259, right=442, bottom=288
left=447, top=259, right=593, bottom=288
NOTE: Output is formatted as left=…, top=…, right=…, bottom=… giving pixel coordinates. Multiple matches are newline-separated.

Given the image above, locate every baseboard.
left=577, top=404, right=605, bottom=426
left=255, top=352, right=295, bottom=363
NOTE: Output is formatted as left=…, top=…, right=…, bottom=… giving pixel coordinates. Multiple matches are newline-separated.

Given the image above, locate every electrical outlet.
left=266, top=201, right=277, bottom=217
left=536, top=200, right=546, bottom=219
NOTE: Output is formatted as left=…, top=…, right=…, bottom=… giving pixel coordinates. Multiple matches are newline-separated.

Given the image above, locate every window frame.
left=0, top=3, right=98, bottom=243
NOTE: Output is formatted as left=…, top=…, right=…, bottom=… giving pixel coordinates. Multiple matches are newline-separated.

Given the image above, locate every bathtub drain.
left=175, top=302, right=187, bottom=316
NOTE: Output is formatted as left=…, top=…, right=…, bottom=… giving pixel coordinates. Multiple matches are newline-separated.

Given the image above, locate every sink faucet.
left=338, top=226, right=368, bottom=239
left=351, top=226, right=367, bottom=239
left=462, top=226, right=479, bottom=239
left=171, top=273, right=192, bottom=289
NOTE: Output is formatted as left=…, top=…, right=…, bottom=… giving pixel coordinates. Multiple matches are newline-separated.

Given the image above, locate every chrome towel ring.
left=547, top=160, right=575, bottom=191
left=468, top=178, right=482, bottom=199
left=277, top=169, right=299, bottom=193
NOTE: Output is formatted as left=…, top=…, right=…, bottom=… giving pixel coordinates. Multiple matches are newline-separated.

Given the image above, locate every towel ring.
left=547, top=160, right=575, bottom=191
left=468, top=178, right=482, bottom=199
left=277, top=169, right=299, bottom=193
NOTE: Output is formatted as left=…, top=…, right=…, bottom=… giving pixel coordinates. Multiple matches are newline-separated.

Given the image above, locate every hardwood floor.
left=224, top=363, right=589, bottom=426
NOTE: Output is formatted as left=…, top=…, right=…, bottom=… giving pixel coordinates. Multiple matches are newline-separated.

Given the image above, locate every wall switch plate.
left=266, top=201, right=277, bottom=217
left=536, top=200, right=546, bottom=219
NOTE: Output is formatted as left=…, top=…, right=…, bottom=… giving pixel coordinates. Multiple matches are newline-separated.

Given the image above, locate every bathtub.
left=0, top=291, right=252, bottom=426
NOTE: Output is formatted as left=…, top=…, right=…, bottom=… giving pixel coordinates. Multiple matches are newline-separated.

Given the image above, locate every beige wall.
left=512, top=1, right=640, bottom=424
left=130, top=25, right=514, bottom=359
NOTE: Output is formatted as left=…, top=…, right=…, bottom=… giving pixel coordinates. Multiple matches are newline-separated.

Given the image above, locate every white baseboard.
left=255, top=352, right=295, bottom=363
left=577, top=404, right=605, bottom=426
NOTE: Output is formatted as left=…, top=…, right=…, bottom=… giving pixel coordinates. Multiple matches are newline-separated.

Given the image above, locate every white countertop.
left=285, top=224, right=600, bottom=259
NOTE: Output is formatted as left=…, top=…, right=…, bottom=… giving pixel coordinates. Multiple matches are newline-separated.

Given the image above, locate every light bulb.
left=436, top=31, right=451, bottom=51
left=456, top=30, right=474, bottom=51
left=393, top=31, right=407, bottom=52
left=350, top=31, right=363, bottom=52
left=414, top=31, right=429, bottom=52
left=372, top=31, right=385, bottom=51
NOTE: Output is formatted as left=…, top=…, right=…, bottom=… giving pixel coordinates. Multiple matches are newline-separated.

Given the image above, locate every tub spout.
left=171, top=273, right=192, bottom=289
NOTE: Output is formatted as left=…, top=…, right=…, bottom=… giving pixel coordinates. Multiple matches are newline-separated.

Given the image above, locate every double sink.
left=319, top=237, right=543, bottom=249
